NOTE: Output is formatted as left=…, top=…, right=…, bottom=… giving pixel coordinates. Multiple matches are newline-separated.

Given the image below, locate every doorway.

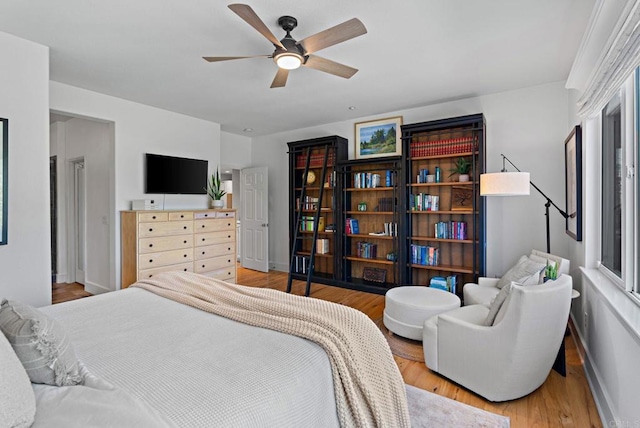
left=71, top=159, right=86, bottom=285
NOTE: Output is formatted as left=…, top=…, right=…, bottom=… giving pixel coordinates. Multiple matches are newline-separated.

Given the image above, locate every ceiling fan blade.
left=298, top=18, right=367, bottom=55
left=270, top=68, right=289, bottom=88
left=203, top=55, right=270, bottom=62
left=303, top=55, right=358, bottom=79
left=228, top=4, right=285, bottom=49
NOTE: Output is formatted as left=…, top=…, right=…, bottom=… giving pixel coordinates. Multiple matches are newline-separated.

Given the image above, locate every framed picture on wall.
left=564, top=125, right=582, bottom=241
left=354, top=116, right=403, bottom=159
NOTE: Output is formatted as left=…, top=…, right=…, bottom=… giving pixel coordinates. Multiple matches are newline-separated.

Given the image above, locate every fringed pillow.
left=0, top=299, right=81, bottom=386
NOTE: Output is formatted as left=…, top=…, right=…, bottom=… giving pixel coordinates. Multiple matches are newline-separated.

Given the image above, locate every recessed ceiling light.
left=224, top=170, right=231, bottom=173
left=348, top=106, right=357, bottom=110
left=243, top=128, right=253, bottom=132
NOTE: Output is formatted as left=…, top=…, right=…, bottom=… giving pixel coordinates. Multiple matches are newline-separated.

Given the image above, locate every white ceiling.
left=1, top=0, right=594, bottom=136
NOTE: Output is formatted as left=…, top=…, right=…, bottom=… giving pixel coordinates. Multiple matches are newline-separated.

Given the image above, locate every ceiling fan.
left=203, top=4, right=367, bottom=88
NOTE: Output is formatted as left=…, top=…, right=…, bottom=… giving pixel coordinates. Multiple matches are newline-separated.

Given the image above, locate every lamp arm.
left=500, top=154, right=569, bottom=219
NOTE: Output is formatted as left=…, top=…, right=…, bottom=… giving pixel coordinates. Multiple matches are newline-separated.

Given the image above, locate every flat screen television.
left=145, top=153, right=208, bottom=194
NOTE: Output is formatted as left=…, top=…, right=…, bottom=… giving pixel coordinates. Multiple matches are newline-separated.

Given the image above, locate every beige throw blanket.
left=133, top=271, right=410, bottom=428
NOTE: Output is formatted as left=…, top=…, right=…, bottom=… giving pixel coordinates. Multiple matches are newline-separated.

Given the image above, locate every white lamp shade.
left=480, top=172, right=530, bottom=196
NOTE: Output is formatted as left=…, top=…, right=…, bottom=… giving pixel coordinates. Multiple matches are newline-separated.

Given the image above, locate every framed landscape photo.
left=354, top=116, right=402, bottom=159
left=564, top=125, right=582, bottom=241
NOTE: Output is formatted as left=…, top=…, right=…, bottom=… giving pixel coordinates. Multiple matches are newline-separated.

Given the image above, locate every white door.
left=73, top=160, right=86, bottom=284
left=240, top=166, right=269, bottom=272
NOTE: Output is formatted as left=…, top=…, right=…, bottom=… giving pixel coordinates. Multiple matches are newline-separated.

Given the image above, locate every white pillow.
left=0, top=299, right=81, bottom=386
left=495, top=256, right=546, bottom=289
left=0, top=331, right=36, bottom=428
left=483, top=283, right=512, bottom=326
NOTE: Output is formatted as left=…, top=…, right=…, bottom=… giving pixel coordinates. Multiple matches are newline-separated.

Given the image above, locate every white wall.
left=252, top=81, right=571, bottom=273
left=50, top=118, right=112, bottom=294
left=0, top=32, right=51, bottom=306
left=221, top=131, right=252, bottom=169
left=50, top=82, right=221, bottom=290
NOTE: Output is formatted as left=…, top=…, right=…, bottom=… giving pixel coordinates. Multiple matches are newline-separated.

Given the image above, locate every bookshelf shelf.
left=344, top=256, right=395, bottom=265
left=345, top=187, right=395, bottom=192
left=408, top=264, right=476, bottom=274
left=347, top=234, right=395, bottom=240
left=409, top=237, right=476, bottom=244
left=345, top=211, right=395, bottom=215
left=408, top=181, right=475, bottom=188
left=408, top=210, right=476, bottom=215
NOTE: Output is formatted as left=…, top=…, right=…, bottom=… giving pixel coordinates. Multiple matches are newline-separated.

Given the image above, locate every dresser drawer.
left=169, top=212, right=194, bottom=221
left=194, top=254, right=235, bottom=273
left=138, top=221, right=193, bottom=238
left=194, top=211, right=217, bottom=219
left=138, top=248, right=194, bottom=270
left=195, top=243, right=235, bottom=260
left=216, top=211, right=235, bottom=218
left=138, top=212, right=168, bottom=222
left=194, top=218, right=234, bottom=233
left=138, top=262, right=193, bottom=280
left=201, top=267, right=236, bottom=282
left=139, top=235, right=193, bottom=254
left=195, top=230, right=234, bottom=246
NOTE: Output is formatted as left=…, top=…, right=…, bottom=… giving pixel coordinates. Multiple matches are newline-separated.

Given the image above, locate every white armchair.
left=423, top=274, right=573, bottom=402
left=463, top=249, right=570, bottom=307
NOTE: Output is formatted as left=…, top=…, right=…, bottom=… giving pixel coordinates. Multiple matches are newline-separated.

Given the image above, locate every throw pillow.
left=0, top=299, right=81, bottom=386
left=483, top=283, right=512, bottom=326
left=0, top=331, right=36, bottom=428
left=495, top=255, right=546, bottom=289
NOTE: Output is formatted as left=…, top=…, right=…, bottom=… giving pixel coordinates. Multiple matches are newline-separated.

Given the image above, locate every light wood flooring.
left=53, top=267, right=601, bottom=428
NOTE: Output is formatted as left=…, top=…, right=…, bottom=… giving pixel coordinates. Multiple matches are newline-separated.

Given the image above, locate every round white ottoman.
left=383, top=287, right=461, bottom=341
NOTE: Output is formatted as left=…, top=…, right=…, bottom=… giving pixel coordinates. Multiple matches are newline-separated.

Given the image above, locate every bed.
left=1, top=272, right=413, bottom=428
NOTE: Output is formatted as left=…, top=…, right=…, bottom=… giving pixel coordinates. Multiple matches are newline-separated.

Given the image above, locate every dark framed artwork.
left=0, top=118, right=7, bottom=245
left=564, top=125, right=582, bottom=241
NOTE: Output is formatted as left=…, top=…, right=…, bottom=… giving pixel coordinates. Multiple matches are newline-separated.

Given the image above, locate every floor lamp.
left=480, top=154, right=569, bottom=254
left=481, top=154, right=570, bottom=377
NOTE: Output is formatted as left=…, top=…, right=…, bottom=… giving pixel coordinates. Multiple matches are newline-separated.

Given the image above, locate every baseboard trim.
left=84, top=280, right=110, bottom=295
left=570, top=314, right=612, bottom=427
left=53, top=273, right=68, bottom=283
left=270, top=262, right=288, bottom=272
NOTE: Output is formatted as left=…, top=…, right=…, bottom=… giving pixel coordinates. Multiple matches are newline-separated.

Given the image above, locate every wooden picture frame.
left=363, top=267, right=387, bottom=283
left=565, top=125, right=582, bottom=241
left=354, top=116, right=402, bottom=159
left=451, top=186, right=474, bottom=211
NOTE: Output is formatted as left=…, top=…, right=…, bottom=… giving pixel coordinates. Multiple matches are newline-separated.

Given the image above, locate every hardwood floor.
left=52, top=268, right=602, bottom=428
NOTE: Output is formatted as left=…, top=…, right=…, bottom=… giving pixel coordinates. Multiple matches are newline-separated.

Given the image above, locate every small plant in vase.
left=449, top=157, right=472, bottom=182
left=206, top=167, right=226, bottom=209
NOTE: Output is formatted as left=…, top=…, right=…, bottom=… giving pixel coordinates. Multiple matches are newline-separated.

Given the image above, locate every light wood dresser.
left=121, top=209, right=236, bottom=288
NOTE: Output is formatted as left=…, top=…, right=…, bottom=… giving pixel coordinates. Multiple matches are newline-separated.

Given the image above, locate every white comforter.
left=40, top=288, right=339, bottom=427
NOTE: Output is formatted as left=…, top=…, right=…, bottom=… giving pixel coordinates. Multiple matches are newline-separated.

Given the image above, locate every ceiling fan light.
left=275, top=53, right=302, bottom=70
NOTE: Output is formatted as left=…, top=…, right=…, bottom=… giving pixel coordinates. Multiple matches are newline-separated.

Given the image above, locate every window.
left=599, top=70, right=638, bottom=296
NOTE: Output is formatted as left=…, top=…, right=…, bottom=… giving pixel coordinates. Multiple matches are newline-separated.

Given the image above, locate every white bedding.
left=40, top=288, right=340, bottom=427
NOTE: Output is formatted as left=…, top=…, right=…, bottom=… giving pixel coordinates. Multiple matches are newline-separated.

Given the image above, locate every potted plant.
left=206, top=167, right=226, bottom=208
left=449, top=157, right=472, bottom=182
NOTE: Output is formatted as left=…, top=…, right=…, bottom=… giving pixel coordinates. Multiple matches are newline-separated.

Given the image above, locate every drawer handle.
left=152, top=215, right=156, bottom=219
left=183, top=226, right=187, bottom=230
left=180, top=215, right=184, bottom=218
left=149, top=228, right=153, bottom=232
left=184, top=240, right=187, bottom=244
left=228, top=259, right=231, bottom=263
left=149, top=274, right=153, bottom=278
left=183, top=268, right=187, bottom=271
left=149, top=259, right=153, bottom=263
left=149, top=244, right=153, bottom=248
left=183, top=254, right=187, bottom=258
left=228, top=247, right=231, bottom=251
left=227, top=235, right=231, bottom=238
left=202, top=225, right=205, bottom=228
left=202, top=251, right=205, bottom=255
left=202, top=238, right=205, bottom=242
left=202, top=264, right=205, bottom=268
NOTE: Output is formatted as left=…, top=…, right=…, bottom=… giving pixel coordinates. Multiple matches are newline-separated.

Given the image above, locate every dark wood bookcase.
left=401, top=113, right=486, bottom=297
left=287, top=136, right=348, bottom=286
left=337, top=157, right=404, bottom=292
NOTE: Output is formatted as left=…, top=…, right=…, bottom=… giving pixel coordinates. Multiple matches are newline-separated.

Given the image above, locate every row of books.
left=409, top=136, right=477, bottom=157
left=377, top=197, right=395, bottom=212
left=409, top=193, right=440, bottom=211
left=295, top=152, right=336, bottom=168
left=410, top=244, right=440, bottom=266
left=415, top=168, right=433, bottom=183
left=429, top=275, right=458, bottom=294
left=355, top=241, right=377, bottom=259
left=297, top=196, right=318, bottom=211
left=434, top=221, right=467, bottom=240
left=353, top=170, right=395, bottom=188
left=299, top=216, right=325, bottom=232
left=345, top=218, right=360, bottom=234
left=292, top=255, right=311, bottom=274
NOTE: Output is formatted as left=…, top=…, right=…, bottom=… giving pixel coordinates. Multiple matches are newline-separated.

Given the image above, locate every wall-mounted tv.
left=145, top=153, right=208, bottom=194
